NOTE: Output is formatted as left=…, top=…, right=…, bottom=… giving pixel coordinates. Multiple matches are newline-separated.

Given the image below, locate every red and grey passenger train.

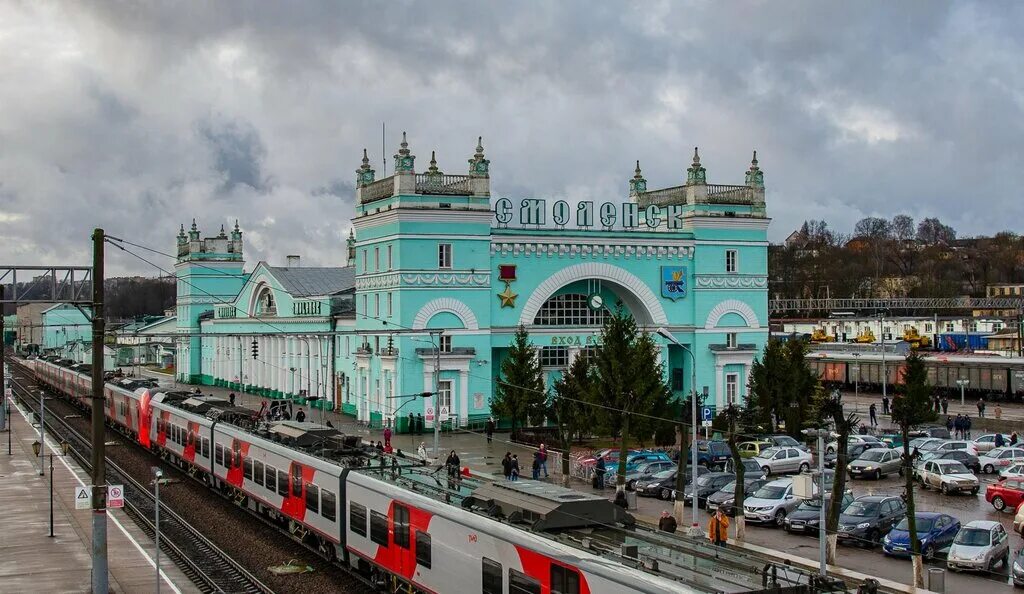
left=27, top=358, right=690, bottom=594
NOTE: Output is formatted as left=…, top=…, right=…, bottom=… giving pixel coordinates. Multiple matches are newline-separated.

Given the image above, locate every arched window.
left=533, top=293, right=609, bottom=326
left=254, top=286, right=276, bottom=316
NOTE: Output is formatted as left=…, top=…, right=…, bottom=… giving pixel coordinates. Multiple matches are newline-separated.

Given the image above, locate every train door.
left=183, top=422, right=199, bottom=463
left=281, top=462, right=310, bottom=520
left=138, top=391, right=153, bottom=448
left=225, top=438, right=249, bottom=487
left=157, top=411, right=170, bottom=447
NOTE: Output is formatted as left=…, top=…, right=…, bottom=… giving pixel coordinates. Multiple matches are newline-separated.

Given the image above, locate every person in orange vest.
left=707, top=508, right=730, bottom=547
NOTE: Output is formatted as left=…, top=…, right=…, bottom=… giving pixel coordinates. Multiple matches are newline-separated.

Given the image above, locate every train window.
left=215, top=444, right=224, bottom=466
left=321, top=489, right=336, bottom=522
left=254, top=460, right=264, bottom=486
left=202, top=438, right=210, bottom=459
left=415, top=531, right=431, bottom=569
left=264, top=465, right=276, bottom=490
left=393, top=505, right=410, bottom=549
left=350, top=502, right=367, bottom=536
left=277, top=470, right=289, bottom=496
left=509, top=569, right=541, bottom=594
left=481, top=558, right=503, bottom=594
left=550, top=565, right=581, bottom=594
left=370, top=510, right=389, bottom=547
left=291, top=465, right=302, bottom=497
left=306, top=483, right=319, bottom=515
left=243, top=458, right=253, bottom=481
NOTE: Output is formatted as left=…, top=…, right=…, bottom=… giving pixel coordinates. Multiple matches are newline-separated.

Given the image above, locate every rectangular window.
left=945, top=322, right=955, bottom=332
left=254, top=460, right=264, bottom=486
left=243, top=458, right=253, bottom=481
left=345, top=336, right=350, bottom=356
left=322, top=489, right=336, bottom=522
left=374, top=293, right=380, bottom=318
left=725, top=249, right=738, bottom=273
left=551, top=565, right=581, bottom=594
left=438, top=243, right=452, bottom=269
left=925, top=323, right=933, bottom=333
left=306, top=483, right=320, bottom=515
left=415, top=530, right=431, bottom=568
left=278, top=469, right=289, bottom=496
left=394, top=505, right=410, bottom=549
left=370, top=510, right=389, bottom=547
left=215, top=443, right=224, bottom=466
left=387, top=293, right=393, bottom=318
left=671, top=368, right=684, bottom=391
left=439, top=335, right=452, bottom=353
left=438, top=380, right=452, bottom=409
left=510, top=569, right=542, bottom=594
left=726, top=332, right=737, bottom=348
left=362, top=249, right=367, bottom=273
left=264, top=465, right=276, bottom=489
left=350, top=502, right=367, bottom=536
left=374, top=247, right=380, bottom=272
left=726, top=373, right=739, bottom=404
left=482, top=559, right=503, bottom=594
left=387, top=245, right=393, bottom=270
left=539, top=346, right=569, bottom=367
left=360, top=295, right=367, bottom=319
left=202, top=438, right=210, bottom=459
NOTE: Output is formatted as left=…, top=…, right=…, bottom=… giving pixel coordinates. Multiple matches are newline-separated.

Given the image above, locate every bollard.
left=927, top=567, right=945, bottom=593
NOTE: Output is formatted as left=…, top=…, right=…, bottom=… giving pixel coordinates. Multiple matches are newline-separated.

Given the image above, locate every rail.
left=414, top=173, right=472, bottom=195
left=706, top=184, right=755, bottom=204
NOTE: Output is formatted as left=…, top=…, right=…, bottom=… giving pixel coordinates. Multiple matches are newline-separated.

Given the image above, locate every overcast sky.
left=1, top=1, right=1022, bottom=275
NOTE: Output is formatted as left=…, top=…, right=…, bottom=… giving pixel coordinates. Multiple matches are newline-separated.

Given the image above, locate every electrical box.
left=793, top=473, right=814, bottom=499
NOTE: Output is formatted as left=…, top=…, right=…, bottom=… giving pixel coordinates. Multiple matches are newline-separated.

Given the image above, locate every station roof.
left=266, top=266, right=354, bottom=297
left=462, top=480, right=633, bottom=531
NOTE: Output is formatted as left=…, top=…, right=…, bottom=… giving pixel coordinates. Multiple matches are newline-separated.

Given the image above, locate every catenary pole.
left=91, top=228, right=109, bottom=594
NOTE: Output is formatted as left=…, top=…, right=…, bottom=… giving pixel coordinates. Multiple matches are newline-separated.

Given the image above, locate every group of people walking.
left=947, top=414, right=974, bottom=439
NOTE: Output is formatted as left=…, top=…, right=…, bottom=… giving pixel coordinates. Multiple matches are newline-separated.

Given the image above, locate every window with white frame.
left=387, top=245, right=393, bottom=270
left=360, top=295, right=367, bottom=319
left=362, top=249, right=367, bottom=273
left=726, top=333, right=737, bottom=348
left=374, top=247, right=380, bottom=272
left=533, top=293, right=609, bottom=326
left=539, top=346, right=569, bottom=367
left=437, top=380, right=452, bottom=409
left=970, top=321, right=978, bottom=332
left=387, top=292, right=393, bottom=318
left=726, top=373, right=739, bottom=404
left=438, top=243, right=452, bottom=269
left=945, top=322, right=954, bottom=332
left=374, top=293, right=380, bottom=318
left=725, top=249, right=738, bottom=273
left=994, top=321, right=1003, bottom=331
left=438, top=335, right=452, bottom=353
left=925, top=323, right=932, bottom=333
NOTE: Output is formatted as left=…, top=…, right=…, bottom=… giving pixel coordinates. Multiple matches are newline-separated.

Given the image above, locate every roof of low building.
left=266, top=266, right=354, bottom=297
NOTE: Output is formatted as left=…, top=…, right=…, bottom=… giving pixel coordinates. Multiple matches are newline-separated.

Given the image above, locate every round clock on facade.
left=588, top=293, right=603, bottom=310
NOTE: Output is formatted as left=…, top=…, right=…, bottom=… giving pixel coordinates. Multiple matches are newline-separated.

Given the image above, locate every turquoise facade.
left=41, top=304, right=91, bottom=352
left=176, top=139, right=769, bottom=428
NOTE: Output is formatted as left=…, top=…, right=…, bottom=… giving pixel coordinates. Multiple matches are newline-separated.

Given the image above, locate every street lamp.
left=956, top=378, right=969, bottom=407
left=802, top=428, right=830, bottom=577
left=153, top=466, right=164, bottom=594
left=33, top=439, right=70, bottom=537
left=656, top=327, right=700, bottom=534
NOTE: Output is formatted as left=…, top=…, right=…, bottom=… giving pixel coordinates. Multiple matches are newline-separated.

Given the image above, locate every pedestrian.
left=417, top=442, right=427, bottom=459
left=445, top=449, right=460, bottom=478
left=658, top=510, right=678, bottom=533
left=416, top=413, right=424, bottom=435
left=510, top=454, right=520, bottom=481
left=882, top=395, right=890, bottom=416
left=954, top=414, right=963, bottom=439
left=486, top=417, right=495, bottom=444
left=869, top=403, right=878, bottom=427
left=933, top=396, right=940, bottom=413
left=532, top=452, right=542, bottom=480
left=708, top=508, right=730, bottom=547
left=941, top=396, right=949, bottom=415
left=964, top=414, right=973, bottom=439
left=383, top=424, right=392, bottom=448
left=228, top=392, right=236, bottom=406
left=539, top=443, right=549, bottom=478
left=978, top=398, right=985, bottom=418
left=1012, top=432, right=1019, bottom=447
left=295, top=408, right=306, bottom=422
left=594, top=456, right=606, bottom=489
left=501, top=452, right=512, bottom=480
left=996, top=433, right=1005, bottom=448
left=376, top=440, right=385, bottom=451
left=946, top=416, right=954, bottom=433
left=408, top=412, right=415, bottom=435
left=995, top=404, right=1003, bottom=420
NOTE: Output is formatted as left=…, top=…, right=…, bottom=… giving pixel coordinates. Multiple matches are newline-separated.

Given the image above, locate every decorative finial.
left=428, top=150, right=439, bottom=174
left=468, top=135, right=490, bottom=177
left=475, top=136, right=484, bottom=159
left=393, top=131, right=415, bottom=172
left=362, top=148, right=370, bottom=166
left=219, top=223, right=226, bottom=237
left=179, top=223, right=185, bottom=234
left=686, top=146, right=707, bottom=185
left=692, top=147, right=701, bottom=166
left=234, top=219, right=240, bottom=231
left=191, top=218, right=197, bottom=231
left=751, top=150, right=758, bottom=166
left=629, top=160, right=647, bottom=195
left=399, top=131, right=409, bottom=156
left=356, top=148, right=375, bottom=186
left=745, top=149, right=764, bottom=187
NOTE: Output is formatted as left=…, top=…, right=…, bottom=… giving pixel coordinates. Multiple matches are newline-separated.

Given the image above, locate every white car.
left=752, top=447, right=814, bottom=476
left=1001, top=463, right=1024, bottom=481
left=978, top=447, right=1024, bottom=475
left=825, top=435, right=885, bottom=456
left=908, top=437, right=946, bottom=452
left=742, top=478, right=804, bottom=526
left=973, top=434, right=1000, bottom=453
left=918, top=459, right=980, bottom=495
left=931, top=440, right=978, bottom=457
left=948, top=520, right=1011, bottom=573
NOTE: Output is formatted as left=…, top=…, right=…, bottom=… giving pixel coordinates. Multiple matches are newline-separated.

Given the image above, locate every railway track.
left=8, top=373, right=274, bottom=594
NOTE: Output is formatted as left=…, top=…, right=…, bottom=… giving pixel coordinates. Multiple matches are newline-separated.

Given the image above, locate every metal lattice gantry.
left=769, top=296, right=1024, bottom=313
left=0, top=266, right=93, bottom=304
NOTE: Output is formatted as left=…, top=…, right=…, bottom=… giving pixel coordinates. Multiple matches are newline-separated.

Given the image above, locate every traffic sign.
left=74, top=486, right=91, bottom=510
left=439, top=406, right=450, bottom=422
left=701, top=406, right=714, bottom=422
left=702, top=420, right=713, bottom=427
left=425, top=407, right=434, bottom=422
left=108, top=484, right=124, bottom=509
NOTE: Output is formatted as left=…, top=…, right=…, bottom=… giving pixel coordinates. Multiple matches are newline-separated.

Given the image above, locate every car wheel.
left=627, top=480, right=636, bottom=491
left=985, top=464, right=996, bottom=474
left=875, top=469, right=882, bottom=480
left=898, top=467, right=904, bottom=477
left=774, top=510, right=786, bottom=527
left=866, top=529, right=879, bottom=548
left=923, top=543, right=934, bottom=561
left=994, top=496, right=1007, bottom=511
left=762, top=466, right=772, bottom=477
left=660, top=488, right=671, bottom=501
left=799, top=462, right=810, bottom=473
left=941, top=483, right=950, bottom=495
left=971, top=487, right=979, bottom=496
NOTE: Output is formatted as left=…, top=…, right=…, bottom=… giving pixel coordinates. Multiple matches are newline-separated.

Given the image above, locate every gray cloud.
left=1, top=1, right=1022, bottom=275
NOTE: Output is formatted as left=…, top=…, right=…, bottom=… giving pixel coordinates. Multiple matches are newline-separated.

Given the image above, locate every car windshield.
left=651, top=469, right=676, bottom=479
left=895, top=517, right=935, bottom=532
left=939, top=462, right=970, bottom=474
left=775, top=436, right=799, bottom=446
left=760, top=448, right=782, bottom=458
left=752, top=485, right=787, bottom=500
left=720, top=481, right=738, bottom=492
left=862, top=436, right=881, bottom=442
left=955, top=528, right=991, bottom=546
left=859, top=450, right=886, bottom=462
left=798, top=498, right=826, bottom=511
left=845, top=502, right=879, bottom=517
left=696, top=475, right=718, bottom=486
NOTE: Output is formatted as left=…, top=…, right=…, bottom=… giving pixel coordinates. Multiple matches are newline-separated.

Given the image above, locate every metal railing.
left=706, top=184, right=755, bottom=204
left=770, top=296, right=1024, bottom=313
left=415, top=173, right=472, bottom=195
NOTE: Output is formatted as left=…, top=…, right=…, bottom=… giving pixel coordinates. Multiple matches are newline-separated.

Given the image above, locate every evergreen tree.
left=550, top=354, right=594, bottom=486
left=891, top=351, right=937, bottom=586
left=748, top=338, right=789, bottom=429
left=491, top=325, right=546, bottom=435
left=782, top=338, right=819, bottom=438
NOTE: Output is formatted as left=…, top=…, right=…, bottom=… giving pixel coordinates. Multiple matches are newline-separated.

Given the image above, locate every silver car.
left=753, top=447, right=813, bottom=477
left=743, top=478, right=804, bottom=526
left=848, top=448, right=902, bottom=480
left=918, top=459, right=980, bottom=495
left=948, top=520, right=1011, bottom=573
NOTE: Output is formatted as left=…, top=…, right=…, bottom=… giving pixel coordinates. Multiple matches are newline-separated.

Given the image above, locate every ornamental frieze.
left=489, top=242, right=693, bottom=260
left=695, top=275, right=768, bottom=289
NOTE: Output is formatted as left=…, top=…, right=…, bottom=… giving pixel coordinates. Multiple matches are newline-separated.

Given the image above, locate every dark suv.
left=836, top=495, right=907, bottom=547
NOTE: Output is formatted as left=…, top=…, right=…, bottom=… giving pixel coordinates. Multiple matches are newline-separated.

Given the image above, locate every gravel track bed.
left=23, top=376, right=373, bottom=594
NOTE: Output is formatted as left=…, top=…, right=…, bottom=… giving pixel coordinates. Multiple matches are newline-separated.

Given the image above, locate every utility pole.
left=1, top=285, right=6, bottom=436
left=90, top=228, right=109, bottom=594
left=880, top=312, right=886, bottom=402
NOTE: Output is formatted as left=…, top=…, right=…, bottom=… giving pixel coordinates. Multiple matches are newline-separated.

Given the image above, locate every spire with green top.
left=356, top=148, right=375, bottom=186
left=393, top=131, right=415, bottom=173
left=468, top=136, right=489, bottom=177
left=745, top=150, right=764, bottom=187
left=629, top=160, right=647, bottom=195
left=686, top=147, right=706, bottom=185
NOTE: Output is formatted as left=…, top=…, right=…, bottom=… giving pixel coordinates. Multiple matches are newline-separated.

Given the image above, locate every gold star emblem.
left=497, top=283, right=518, bottom=308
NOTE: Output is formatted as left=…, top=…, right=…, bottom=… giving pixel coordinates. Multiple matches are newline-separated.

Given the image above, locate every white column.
left=276, top=337, right=285, bottom=394
left=423, top=366, right=433, bottom=427
left=269, top=336, right=277, bottom=393
left=459, top=369, right=469, bottom=427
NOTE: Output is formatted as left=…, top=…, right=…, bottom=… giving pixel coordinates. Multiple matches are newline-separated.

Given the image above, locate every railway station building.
left=175, top=137, right=770, bottom=428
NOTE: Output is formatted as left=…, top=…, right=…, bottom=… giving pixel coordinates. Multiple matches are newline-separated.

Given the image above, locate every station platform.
left=0, top=397, right=196, bottom=594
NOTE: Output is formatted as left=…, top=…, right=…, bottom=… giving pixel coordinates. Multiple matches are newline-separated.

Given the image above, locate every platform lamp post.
left=656, top=327, right=699, bottom=534
left=956, top=378, right=969, bottom=407
left=850, top=353, right=860, bottom=414
left=153, top=466, right=164, bottom=594
left=801, top=428, right=829, bottom=577
left=33, top=439, right=70, bottom=537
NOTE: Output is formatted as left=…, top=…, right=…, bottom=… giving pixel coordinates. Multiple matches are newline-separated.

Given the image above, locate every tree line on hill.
left=2, top=276, right=175, bottom=320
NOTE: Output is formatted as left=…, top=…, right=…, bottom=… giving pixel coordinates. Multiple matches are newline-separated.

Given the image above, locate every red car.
left=986, top=478, right=1024, bottom=511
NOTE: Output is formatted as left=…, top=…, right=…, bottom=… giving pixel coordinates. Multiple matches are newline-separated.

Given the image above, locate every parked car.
left=1015, top=502, right=1024, bottom=536
left=848, top=448, right=903, bottom=480
left=914, top=450, right=980, bottom=478
left=947, top=520, right=1011, bottom=573
left=986, top=478, right=1024, bottom=512
left=742, top=478, right=803, bottom=526
left=910, top=425, right=952, bottom=439
left=1001, top=462, right=1024, bottom=481
left=825, top=443, right=883, bottom=469
left=908, top=437, right=946, bottom=452
left=608, top=460, right=676, bottom=490
left=694, top=440, right=732, bottom=469
left=738, top=440, right=773, bottom=459
left=883, top=513, right=960, bottom=560
left=623, top=451, right=673, bottom=470
left=784, top=492, right=855, bottom=535
left=722, top=457, right=767, bottom=479
left=973, top=434, right=1000, bottom=454
left=757, top=434, right=810, bottom=452
left=753, top=447, right=814, bottom=477
left=825, top=435, right=885, bottom=456
left=634, top=466, right=709, bottom=500
left=681, top=472, right=735, bottom=508
left=1011, top=548, right=1024, bottom=587
left=706, top=477, right=768, bottom=515
left=836, top=495, right=907, bottom=547
left=918, top=459, right=980, bottom=495
left=580, top=448, right=637, bottom=468
left=978, top=447, right=1024, bottom=475
left=931, top=440, right=978, bottom=456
